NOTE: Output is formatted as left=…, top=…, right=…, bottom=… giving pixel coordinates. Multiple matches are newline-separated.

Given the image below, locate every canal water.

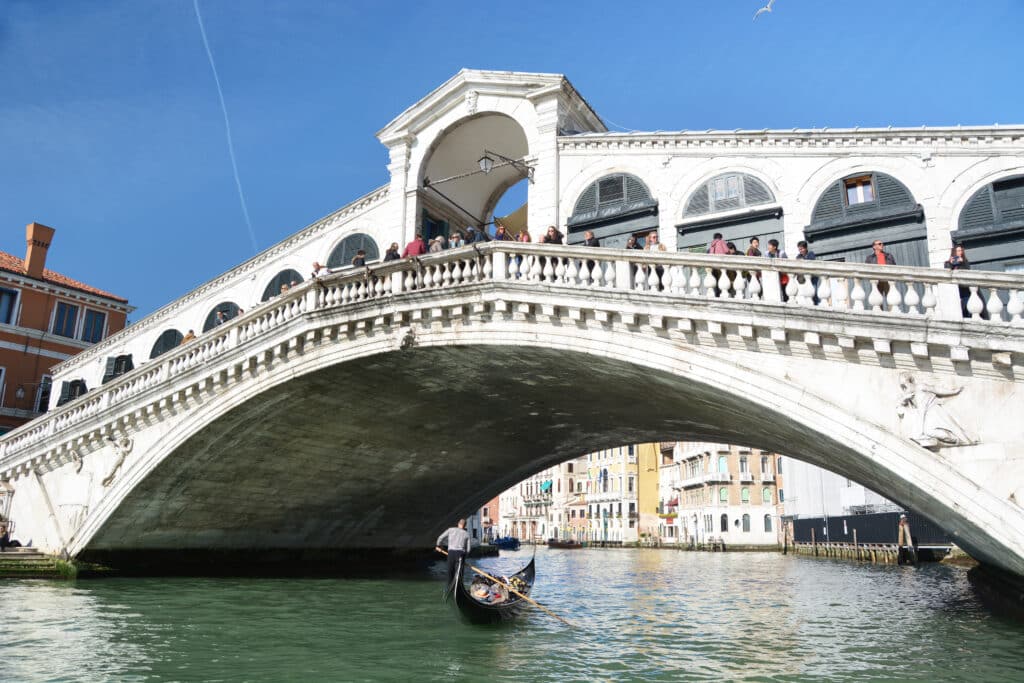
left=3, top=549, right=1024, bottom=682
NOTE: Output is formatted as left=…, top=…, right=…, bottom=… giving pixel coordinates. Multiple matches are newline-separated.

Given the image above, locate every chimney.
left=24, top=222, right=55, bottom=279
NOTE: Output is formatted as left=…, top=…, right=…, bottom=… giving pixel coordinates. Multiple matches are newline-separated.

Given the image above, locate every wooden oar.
left=435, top=547, right=574, bottom=627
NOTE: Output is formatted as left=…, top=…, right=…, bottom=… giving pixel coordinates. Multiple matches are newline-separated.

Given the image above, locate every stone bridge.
left=1, top=243, right=1023, bottom=574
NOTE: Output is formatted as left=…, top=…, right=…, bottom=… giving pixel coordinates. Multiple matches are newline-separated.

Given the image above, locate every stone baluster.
left=542, top=257, right=555, bottom=283
left=985, top=289, right=1005, bottom=321
left=579, top=259, right=592, bottom=287
left=850, top=279, right=866, bottom=310
left=867, top=281, right=884, bottom=311
left=647, top=265, right=660, bottom=291
left=591, top=260, right=604, bottom=288
left=633, top=264, right=647, bottom=291
left=482, top=256, right=492, bottom=280
left=797, top=276, right=814, bottom=307
left=703, top=269, right=717, bottom=298
left=921, top=284, right=938, bottom=317
left=731, top=271, right=745, bottom=300
left=530, top=256, right=542, bottom=282
left=554, top=257, right=566, bottom=283
left=1007, top=289, right=1024, bottom=324
left=903, top=283, right=921, bottom=314
left=608, top=261, right=621, bottom=289
left=785, top=276, right=799, bottom=304
left=748, top=274, right=762, bottom=300
left=816, top=276, right=831, bottom=308
left=717, top=270, right=731, bottom=298
left=688, top=267, right=702, bottom=297
left=441, top=263, right=452, bottom=287
left=886, top=282, right=903, bottom=313
left=966, top=287, right=985, bottom=319
left=566, top=258, right=579, bottom=285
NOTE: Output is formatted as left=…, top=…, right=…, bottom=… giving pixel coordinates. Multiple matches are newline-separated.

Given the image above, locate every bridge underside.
left=79, top=344, right=920, bottom=571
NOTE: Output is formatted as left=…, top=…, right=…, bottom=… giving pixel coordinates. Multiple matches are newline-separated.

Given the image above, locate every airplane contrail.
left=192, top=0, right=259, bottom=254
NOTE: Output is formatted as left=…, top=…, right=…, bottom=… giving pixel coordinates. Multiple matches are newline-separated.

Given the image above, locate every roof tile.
left=0, top=250, right=128, bottom=303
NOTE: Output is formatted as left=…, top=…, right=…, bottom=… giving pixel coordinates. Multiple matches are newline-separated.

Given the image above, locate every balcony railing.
left=739, top=472, right=754, bottom=483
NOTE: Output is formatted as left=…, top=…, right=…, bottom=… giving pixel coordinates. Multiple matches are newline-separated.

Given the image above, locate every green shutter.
left=959, top=186, right=995, bottom=232
left=811, top=183, right=845, bottom=223
left=743, top=176, right=773, bottom=206
left=101, top=357, right=117, bottom=384
left=572, top=184, right=598, bottom=216
left=685, top=187, right=710, bottom=216
left=876, top=173, right=912, bottom=209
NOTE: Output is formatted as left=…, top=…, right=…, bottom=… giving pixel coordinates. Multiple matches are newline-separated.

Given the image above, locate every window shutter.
left=743, top=176, right=773, bottom=206
left=876, top=173, right=912, bottom=209
left=994, top=176, right=1024, bottom=225
left=118, top=354, right=135, bottom=374
left=56, top=381, right=72, bottom=407
left=811, top=183, right=845, bottom=223
left=684, top=186, right=710, bottom=216
left=624, top=175, right=651, bottom=203
left=102, top=357, right=117, bottom=384
left=958, top=187, right=994, bottom=231
left=572, top=185, right=599, bottom=216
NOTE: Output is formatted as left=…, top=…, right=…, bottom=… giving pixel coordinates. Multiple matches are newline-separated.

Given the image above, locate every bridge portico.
left=2, top=244, right=1024, bottom=576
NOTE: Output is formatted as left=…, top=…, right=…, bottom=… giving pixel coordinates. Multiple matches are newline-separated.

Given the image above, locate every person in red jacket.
left=401, top=234, right=427, bottom=258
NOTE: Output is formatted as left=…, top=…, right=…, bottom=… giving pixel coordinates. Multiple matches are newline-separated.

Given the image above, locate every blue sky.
left=1, top=0, right=1021, bottom=319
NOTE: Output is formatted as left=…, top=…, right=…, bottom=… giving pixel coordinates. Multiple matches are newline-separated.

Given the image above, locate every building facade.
left=657, top=441, right=784, bottom=548
left=0, top=222, right=131, bottom=435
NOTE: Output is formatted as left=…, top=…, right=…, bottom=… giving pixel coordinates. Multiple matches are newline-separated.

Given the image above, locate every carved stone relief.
left=101, top=435, right=135, bottom=488
left=897, top=372, right=977, bottom=450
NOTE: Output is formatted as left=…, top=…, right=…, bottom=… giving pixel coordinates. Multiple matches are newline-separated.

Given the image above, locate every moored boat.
left=547, top=538, right=583, bottom=549
left=492, top=536, right=521, bottom=550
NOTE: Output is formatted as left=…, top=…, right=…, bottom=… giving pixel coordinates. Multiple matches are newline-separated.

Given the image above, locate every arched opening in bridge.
left=678, top=172, right=781, bottom=254
left=149, top=329, right=183, bottom=359
left=567, top=173, right=658, bottom=248
left=806, top=172, right=926, bottom=265
left=261, top=269, right=304, bottom=302
left=327, top=234, right=379, bottom=270
left=419, top=113, right=530, bottom=241
left=952, top=173, right=1024, bottom=272
left=202, top=302, right=240, bottom=332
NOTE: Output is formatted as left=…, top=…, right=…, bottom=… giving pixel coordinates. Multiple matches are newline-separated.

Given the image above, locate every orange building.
left=0, top=222, right=131, bottom=434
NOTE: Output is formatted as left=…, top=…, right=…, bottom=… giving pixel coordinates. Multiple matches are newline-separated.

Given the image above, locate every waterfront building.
left=0, top=222, right=131, bottom=435
left=660, top=441, right=783, bottom=549
left=782, top=458, right=899, bottom=520
left=582, top=443, right=660, bottom=544
left=499, top=464, right=556, bottom=542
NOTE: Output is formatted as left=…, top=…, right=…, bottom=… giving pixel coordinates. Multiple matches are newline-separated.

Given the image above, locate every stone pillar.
left=527, top=97, right=561, bottom=234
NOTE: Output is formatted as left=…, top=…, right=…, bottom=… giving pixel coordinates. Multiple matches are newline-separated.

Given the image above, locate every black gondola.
left=446, top=555, right=536, bottom=624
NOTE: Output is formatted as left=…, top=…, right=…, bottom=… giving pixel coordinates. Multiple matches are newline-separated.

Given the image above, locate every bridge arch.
left=61, top=315, right=1024, bottom=577
left=415, top=112, right=531, bottom=234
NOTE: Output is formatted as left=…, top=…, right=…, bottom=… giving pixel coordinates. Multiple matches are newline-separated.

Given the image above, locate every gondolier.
left=436, top=518, right=472, bottom=585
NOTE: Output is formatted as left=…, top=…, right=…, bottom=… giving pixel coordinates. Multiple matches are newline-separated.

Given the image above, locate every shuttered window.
left=102, top=355, right=134, bottom=384
left=959, top=175, right=1024, bottom=233
left=327, top=233, right=380, bottom=269
left=261, top=269, right=304, bottom=302
left=150, top=329, right=184, bottom=359
left=570, top=174, right=654, bottom=217
left=683, top=173, right=775, bottom=217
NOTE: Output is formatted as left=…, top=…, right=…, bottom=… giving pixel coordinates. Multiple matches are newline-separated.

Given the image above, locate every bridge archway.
left=417, top=112, right=530, bottom=237
left=66, top=320, right=1024, bottom=577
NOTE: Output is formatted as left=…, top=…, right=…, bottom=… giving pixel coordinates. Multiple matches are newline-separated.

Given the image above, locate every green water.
left=2, top=549, right=1024, bottom=682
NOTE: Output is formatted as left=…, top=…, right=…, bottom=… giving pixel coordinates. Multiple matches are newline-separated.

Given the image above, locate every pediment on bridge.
left=376, top=69, right=606, bottom=145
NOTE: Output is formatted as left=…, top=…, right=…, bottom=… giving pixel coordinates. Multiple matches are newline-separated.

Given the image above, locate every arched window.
left=718, top=456, right=728, bottom=473
left=762, top=487, right=772, bottom=504
left=679, top=173, right=781, bottom=254
left=764, top=514, right=773, bottom=532
left=720, top=514, right=729, bottom=532
left=953, top=175, right=1024, bottom=271
left=261, top=269, right=304, bottom=301
left=719, top=487, right=728, bottom=503
left=806, top=172, right=925, bottom=265
left=202, top=302, right=240, bottom=332
left=149, top=329, right=183, bottom=359
left=741, top=487, right=750, bottom=503
left=327, top=233, right=379, bottom=269
left=566, top=173, right=658, bottom=247
left=742, top=514, right=751, bottom=532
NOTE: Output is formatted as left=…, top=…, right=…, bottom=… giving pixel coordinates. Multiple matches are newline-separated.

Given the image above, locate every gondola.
left=446, top=555, right=536, bottom=624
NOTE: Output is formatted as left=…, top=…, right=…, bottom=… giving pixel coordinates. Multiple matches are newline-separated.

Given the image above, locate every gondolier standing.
left=436, top=518, right=472, bottom=585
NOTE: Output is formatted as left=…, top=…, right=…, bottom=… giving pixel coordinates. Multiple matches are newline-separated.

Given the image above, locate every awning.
left=540, top=480, right=553, bottom=493
left=668, top=498, right=679, bottom=506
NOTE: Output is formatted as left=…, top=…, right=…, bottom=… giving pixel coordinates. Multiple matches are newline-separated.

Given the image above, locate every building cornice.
left=48, top=184, right=390, bottom=377
left=558, top=125, right=1024, bottom=153
left=0, top=270, right=133, bottom=314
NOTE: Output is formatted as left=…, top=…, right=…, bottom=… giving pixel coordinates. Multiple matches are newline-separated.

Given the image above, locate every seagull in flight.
left=753, top=0, right=775, bottom=21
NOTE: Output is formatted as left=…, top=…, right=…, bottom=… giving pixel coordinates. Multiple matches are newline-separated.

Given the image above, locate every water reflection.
left=2, top=550, right=1024, bottom=681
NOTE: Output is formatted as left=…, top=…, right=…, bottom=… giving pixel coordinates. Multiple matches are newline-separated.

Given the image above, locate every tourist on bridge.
left=383, top=243, right=400, bottom=261
left=436, top=518, right=472, bottom=586
left=428, top=237, right=445, bottom=253
left=542, top=226, right=564, bottom=244
left=517, top=230, right=531, bottom=243
left=581, top=230, right=600, bottom=247
left=865, top=239, right=896, bottom=297
left=401, top=233, right=427, bottom=257
left=448, top=233, right=465, bottom=249
left=352, top=249, right=368, bottom=266
left=745, top=237, right=762, bottom=257
left=465, top=226, right=489, bottom=243
left=707, top=232, right=729, bottom=255
left=311, top=261, right=329, bottom=278
left=766, top=239, right=789, bottom=301
left=179, top=329, right=196, bottom=345
left=494, top=224, right=514, bottom=241
left=796, top=240, right=820, bottom=304
left=944, top=244, right=972, bottom=317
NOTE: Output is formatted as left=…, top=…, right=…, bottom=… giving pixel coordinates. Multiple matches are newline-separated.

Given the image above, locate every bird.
left=753, top=0, right=775, bottom=21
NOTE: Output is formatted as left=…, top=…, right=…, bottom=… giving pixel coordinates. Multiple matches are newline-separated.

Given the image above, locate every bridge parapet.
left=2, top=243, right=1023, bottom=477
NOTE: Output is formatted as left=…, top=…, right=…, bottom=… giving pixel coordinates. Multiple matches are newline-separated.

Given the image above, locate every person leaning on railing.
left=865, top=239, right=896, bottom=298
left=944, top=243, right=973, bottom=318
